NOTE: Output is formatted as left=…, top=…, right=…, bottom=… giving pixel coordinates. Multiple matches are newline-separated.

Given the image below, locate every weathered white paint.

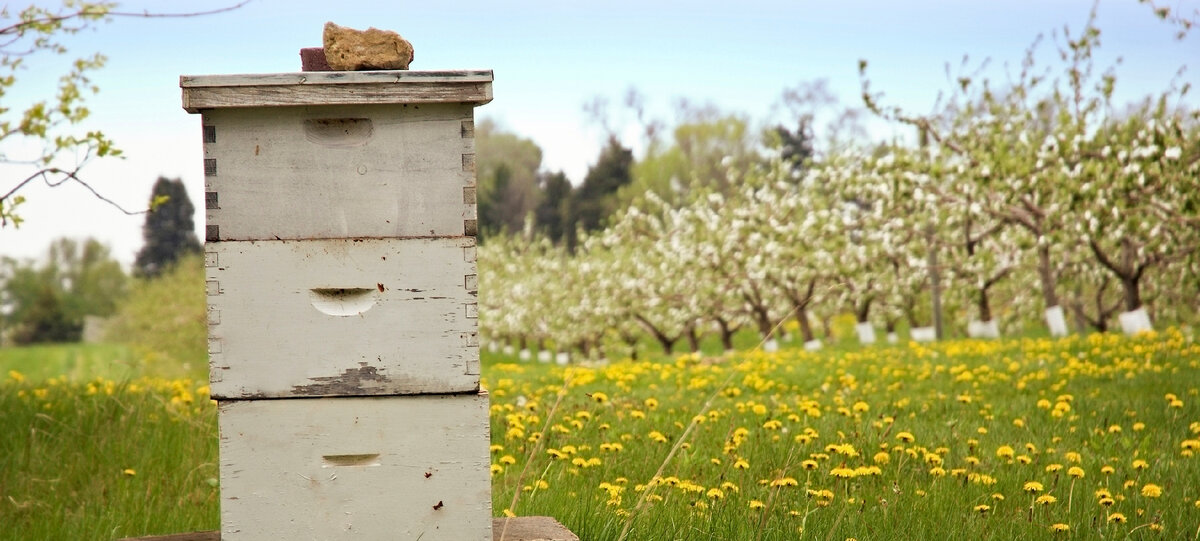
left=855, top=322, right=877, bottom=345
left=1045, top=306, right=1069, bottom=337
left=803, top=339, right=822, bottom=351
left=910, top=327, right=936, bottom=342
left=537, top=350, right=552, bottom=363
left=218, top=393, right=492, bottom=541
left=206, top=237, right=479, bottom=399
left=181, top=70, right=494, bottom=113
left=1119, top=307, right=1153, bottom=335
left=518, top=349, right=532, bottom=361
left=967, top=320, right=1001, bottom=339
left=555, top=351, right=570, bottom=365
left=201, top=103, right=477, bottom=241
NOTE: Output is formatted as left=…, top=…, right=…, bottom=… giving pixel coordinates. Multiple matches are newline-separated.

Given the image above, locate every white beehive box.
left=205, top=237, right=479, bottom=399
left=182, top=71, right=491, bottom=241
left=218, top=392, right=492, bottom=540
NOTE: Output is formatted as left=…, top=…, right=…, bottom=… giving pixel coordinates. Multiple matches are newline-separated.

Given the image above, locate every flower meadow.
left=3, top=330, right=1200, bottom=539
left=486, top=330, right=1200, bottom=540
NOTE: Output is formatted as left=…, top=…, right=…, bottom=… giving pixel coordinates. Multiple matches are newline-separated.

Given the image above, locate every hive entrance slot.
left=321, top=453, right=381, bottom=468
left=303, top=118, right=373, bottom=147
left=309, top=287, right=378, bottom=316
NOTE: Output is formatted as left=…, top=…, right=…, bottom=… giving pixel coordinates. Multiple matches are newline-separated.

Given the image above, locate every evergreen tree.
left=134, top=177, right=201, bottom=278
left=567, top=137, right=633, bottom=249
left=534, top=171, right=572, bottom=243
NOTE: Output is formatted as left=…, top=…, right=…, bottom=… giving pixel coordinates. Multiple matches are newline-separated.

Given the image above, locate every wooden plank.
left=206, top=238, right=479, bottom=399
left=201, top=103, right=477, bottom=241
left=217, top=394, right=492, bottom=540
left=119, top=517, right=578, bottom=541
left=181, top=70, right=494, bottom=112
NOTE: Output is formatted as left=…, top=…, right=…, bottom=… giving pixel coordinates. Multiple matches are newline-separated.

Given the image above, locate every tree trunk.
left=977, top=285, right=993, bottom=323
left=685, top=323, right=701, bottom=353
left=715, top=317, right=737, bottom=352
left=1036, top=244, right=1060, bottom=309
left=796, top=307, right=815, bottom=343
left=926, top=222, right=944, bottom=340
left=1120, top=275, right=1142, bottom=313
left=855, top=297, right=873, bottom=324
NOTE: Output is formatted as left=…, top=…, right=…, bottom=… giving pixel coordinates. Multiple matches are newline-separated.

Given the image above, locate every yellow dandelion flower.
left=1036, top=495, right=1057, bottom=505
left=1101, top=465, right=1115, bottom=475
left=590, top=392, right=608, bottom=403
left=1132, top=459, right=1149, bottom=470
left=1023, top=481, right=1044, bottom=493
left=749, top=500, right=766, bottom=509
left=122, top=468, right=136, bottom=477
left=1108, top=513, right=1127, bottom=524
left=991, top=493, right=1005, bottom=501
left=734, top=458, right=750, bottom=470
left=830, top=466, right=857, bottom=479
left=644, top=397, right=659, bottom=410
left=706, top=488, right=725, bottom=499
left=490, top=464, right=504, bottom=475
left=1141, top=483, right=1162, bottom=498
left=499, top=455, right=517, bottom=465
left=1045, top=464, right=1063, bottom=473
left=1050, top=523, right=1070, bottom=533
left=1065, top=451, right=1081, bottom=463
left=896, top=431, right=915, bottom=443
left=974, top=504, right=990, bottom=513
left=873, top=452, right=890, bottom=465
left=801, top=460, right=819, bottom=470
left=996, top=445, right=1015, bottom=459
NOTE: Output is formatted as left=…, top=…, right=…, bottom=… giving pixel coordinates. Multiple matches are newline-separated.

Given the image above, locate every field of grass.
left=2, top=329, right=1198, bottom=539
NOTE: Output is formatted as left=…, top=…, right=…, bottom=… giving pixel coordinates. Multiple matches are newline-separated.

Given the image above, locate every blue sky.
left=2, top=0, right=1197, bottom=265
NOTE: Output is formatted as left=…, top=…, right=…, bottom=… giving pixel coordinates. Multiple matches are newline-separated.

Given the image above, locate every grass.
left=0, top=343, right=141, bottom=383
left=2, top=330, right=1199, bottom=539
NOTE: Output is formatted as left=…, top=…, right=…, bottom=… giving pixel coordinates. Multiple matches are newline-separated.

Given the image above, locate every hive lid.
left=181, top=70, right=493, bottom=112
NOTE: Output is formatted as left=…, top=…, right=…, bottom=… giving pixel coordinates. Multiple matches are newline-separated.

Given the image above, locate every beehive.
left=182, top=70, right=493, bottom=540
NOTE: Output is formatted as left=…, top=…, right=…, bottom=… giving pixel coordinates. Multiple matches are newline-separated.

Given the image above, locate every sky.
left=1, top=0, right=1197, bottom=267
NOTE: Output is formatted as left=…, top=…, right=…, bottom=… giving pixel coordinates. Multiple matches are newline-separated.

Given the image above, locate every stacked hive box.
left=181, top=71, right=493, bottom=540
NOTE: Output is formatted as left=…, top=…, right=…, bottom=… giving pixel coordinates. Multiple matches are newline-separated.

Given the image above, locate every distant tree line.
left=0, top=178, right=198, bottom=345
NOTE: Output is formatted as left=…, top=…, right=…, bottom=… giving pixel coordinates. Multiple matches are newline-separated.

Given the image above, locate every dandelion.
left=706, top=488, right=725, bottom=500
left=1045, top=464, right=1063, bottom=473
left=831, top=466, right=856, bottom=479
left=1107, top=513, right=1127, bottom=524
left=1036, top=495, right=1057, bottom=505
left=499, top=455, right=516, bottom=465
left=734, top=458, right=750, bottom=470
left=122, top=469, right=136, bottom=477
left=590, top=392, right=608, bottom=404
left=896, top=431, right=915, bottom=443
left=1067, top=466, right=1085, bottom=478
left=1101, top=465, right=1115, bottom=475
left=749, top=500, right=766, bottom=509
left=802, top=460, right=819, bottom=470
left=1023, top=481, right=1044, bottom=493
left=992, top=493, right=1005, bottom=501
left=974, top=504, right=990, bottom=513
left=1132, top=459, right=1148, bottom=470
left=648, top=430, right=669, bottom=443
left=997, top=445, right=1015, bottom=459
left=1050, top=523, right=1070, bottom=533
left=644, top=397, right=659, bottom=410
left=873, top=451, right=890, bottom=465
left=1141, top=483, right=1162, bottom=498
